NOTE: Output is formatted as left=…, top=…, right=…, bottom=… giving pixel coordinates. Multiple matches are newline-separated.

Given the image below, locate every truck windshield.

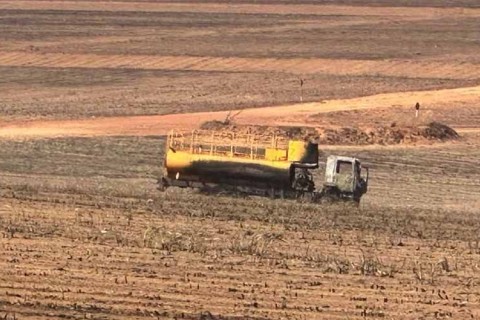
left=336, top=160, right=352, bottom=175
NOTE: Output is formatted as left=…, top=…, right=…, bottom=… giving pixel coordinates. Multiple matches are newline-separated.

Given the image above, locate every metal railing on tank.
left=167, top=130, right=288, bottom=160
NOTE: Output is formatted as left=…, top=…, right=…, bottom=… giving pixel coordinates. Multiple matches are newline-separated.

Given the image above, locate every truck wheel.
left=157, top=177, right=168, bottom=191
left=319, top=194, right=335, bottom=204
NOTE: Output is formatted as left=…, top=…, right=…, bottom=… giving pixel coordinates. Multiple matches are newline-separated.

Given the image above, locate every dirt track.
left=1, top=85, right=478, bottom=138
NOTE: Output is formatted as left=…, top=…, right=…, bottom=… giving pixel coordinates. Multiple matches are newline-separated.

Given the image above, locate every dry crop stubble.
left=2, top=196, right=480, bottom=319
left=0, top=132, right=478, bottom=318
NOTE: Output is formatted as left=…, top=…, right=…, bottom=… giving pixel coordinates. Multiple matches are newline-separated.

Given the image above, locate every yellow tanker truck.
left=158, top=129, right=369, bottom=203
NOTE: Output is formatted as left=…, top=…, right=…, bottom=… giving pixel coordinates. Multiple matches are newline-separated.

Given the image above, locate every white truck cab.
left=320, top=155, right=369, bottom=203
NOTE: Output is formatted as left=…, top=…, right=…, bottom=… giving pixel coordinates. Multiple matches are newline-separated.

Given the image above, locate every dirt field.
left=1, top=1, right=480, bottom=319
left=1, top=134, right=480, bottom=319
left=0, top=1, right=479, bottom=120
left=1, top=85, right=479, bottom=138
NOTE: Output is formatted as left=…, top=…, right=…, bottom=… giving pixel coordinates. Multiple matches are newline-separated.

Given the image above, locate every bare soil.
left=1, top=1, right=480, bottom=319
left=1, top=134, right=480, bottom=319
left=0, top=1, right=478, bottom=120
left=1, top=85, right=478, bottom=139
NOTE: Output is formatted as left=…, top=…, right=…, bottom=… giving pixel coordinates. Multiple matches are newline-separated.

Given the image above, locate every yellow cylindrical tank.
left=165, top=149, right=292, bottom=186
left=163, top=129, right=319, bottom=189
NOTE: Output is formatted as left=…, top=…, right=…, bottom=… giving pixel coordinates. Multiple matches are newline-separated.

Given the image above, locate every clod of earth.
left=422, top=122, right=459, bottom=140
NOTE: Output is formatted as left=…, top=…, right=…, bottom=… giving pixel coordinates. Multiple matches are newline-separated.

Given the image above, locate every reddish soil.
left=0, top=85, right=478, bottom=139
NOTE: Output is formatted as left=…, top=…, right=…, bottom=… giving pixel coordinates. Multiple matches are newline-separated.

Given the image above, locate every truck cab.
left=320, top=155, right=369, bottom=203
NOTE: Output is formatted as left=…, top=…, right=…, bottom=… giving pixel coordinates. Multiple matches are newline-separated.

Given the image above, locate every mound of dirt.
left=320, top=122, right=459, bottom=145
left=200, top=120, right=227, bottom=130
left=200, top=121, right=459, bottom=146
left=422, top=121, right=459, bottom=140
left=200, top=121, right=319, bottom=141
left=320, top=126, right=412, bottom=145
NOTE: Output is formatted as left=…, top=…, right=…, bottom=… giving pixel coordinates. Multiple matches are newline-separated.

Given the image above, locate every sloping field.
left=0, top=1, right=479, bottom=120
left=1, top=52, right=479, bottom=80
left=1, top=86, right=479, bottom=138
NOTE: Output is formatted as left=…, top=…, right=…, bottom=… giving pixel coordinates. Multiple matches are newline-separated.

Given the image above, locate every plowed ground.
left=1, top=134, right=480, bottom=319
left=0, top=1, right=479, bottom=120
left=1, top=1, right=480, bottom=320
